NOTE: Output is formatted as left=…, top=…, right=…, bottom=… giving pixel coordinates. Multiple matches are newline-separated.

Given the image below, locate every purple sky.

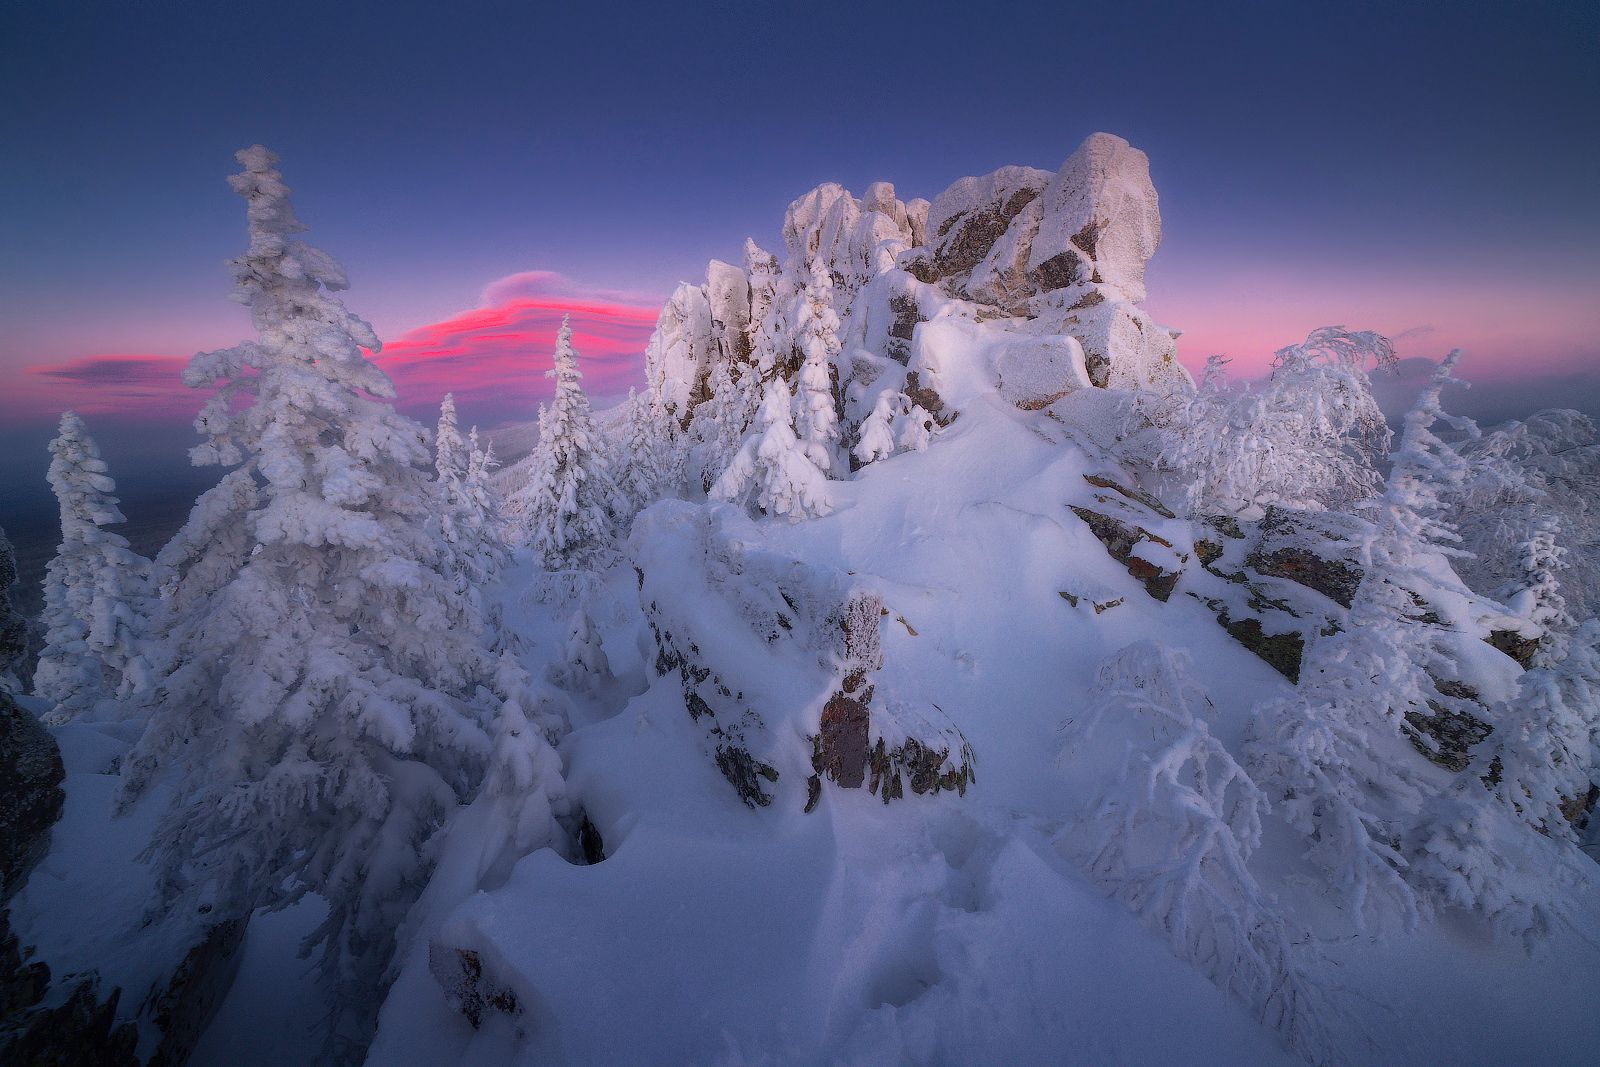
left=2, top=0, right=1597, bottom=466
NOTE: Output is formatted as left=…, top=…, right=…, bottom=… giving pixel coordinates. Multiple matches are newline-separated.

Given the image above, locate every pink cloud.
left=9, top=273, right=664, bottom=429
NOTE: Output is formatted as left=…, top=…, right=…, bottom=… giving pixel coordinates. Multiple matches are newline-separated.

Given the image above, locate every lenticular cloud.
left=17, top=272, right=662, bottom=428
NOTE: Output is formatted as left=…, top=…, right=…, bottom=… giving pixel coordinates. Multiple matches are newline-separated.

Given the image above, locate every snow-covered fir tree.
left=1500, top=517, right=1573, bottom=655
left=1244, top=354, right=1478, bottom=933
left=0, top=525, right=29, bottom=695
left=613, top=387, right=668, bottom=519
left=510, top=316, right=623, bottom=568
left=744, top=238, right=786, bottom=379
left=34, top=411, right=153, bottom=721
left=434, top=394, right=503, bottom=588
left=690, top=356, right=751, bottom=491
left=474, top=650, right=570, bottom=887
left=119, top=146, right=502, bottom=1058
left=711, top=377, right=833, bottom=521
left=464, top=426, right=507, bottom=552
left=793, top=257, right=841, bottom=473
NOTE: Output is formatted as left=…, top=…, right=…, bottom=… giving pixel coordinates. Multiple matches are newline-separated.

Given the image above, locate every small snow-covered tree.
left=511, top=316, right=624, bottom=568
left=1060, top=641, right=1330, bottom=1062
left=1474, top=618, right=1600, bottom=843
left=1498, top=517, right=1572, bottom=657
left=120, top=146, right=496, bottom=1057
left=690, top=357, right=750, bottom=491
left=464, top=427, right=508, bottom=561
left=711, top=378, right=833, bottom=521
left=1407, top=628, right=1600, bottom=946
left=614, top=387, right=669, bottom=519
left=1245, top=354, right=1478, bottom=933
left=472, top=651, right=570, bottom=888
left=34, top=411, right=153, bottom=721
left=792, top=257, right=841, bottom=473
left=1149, top=329, right=1398, bottom=516
left=548, top=608, right=612, bottom=693
left=744, top=239, right=786, bottom=379
left=0, top=525, right=29, bottom=695
left=854, top=389, right=903, bottom=466
left=433, top=396, right=502, bottom=589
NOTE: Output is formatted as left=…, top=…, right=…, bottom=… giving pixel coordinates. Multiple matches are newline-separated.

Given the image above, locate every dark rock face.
left=817, top=694, right=870, bottom=789
left=0, top=971, right=139, bottom=1067
left=1245, top=546, right=1362, bottom=609
left=1068, top=505, right=1182, bottom=603
left=1404, top=708, right=1493, bottom=773
left=905, top=370, right=953, bottom=427
left=1245, top=507, right=1365, bottom=608
left=924, top=168, right=1049, bottom=283
left=146, top=920, right=248, bottom=1067
left=0, top=693, right=65, bottom=903
left=1083, top=473, right=1174, bottom=518
left=428, top=944, right=521, bottom=1030
left=576, top=810, right=606, bottom=865
left=886, top=293, right=922, bottom=364
left=1224, top=614, right=1303, bottom=682
left=1487, top=629, right=1540, bottom=670
left=644, top=597, right=780, bottom=809
left=807, top=594, right=975, bottom=811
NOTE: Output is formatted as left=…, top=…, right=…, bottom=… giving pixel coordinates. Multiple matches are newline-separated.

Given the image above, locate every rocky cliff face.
left=643, top=132, right=1190, bottom=446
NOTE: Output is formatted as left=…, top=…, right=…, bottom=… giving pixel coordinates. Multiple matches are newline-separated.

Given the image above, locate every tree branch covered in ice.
left=1060, top=641, right=1335, bottom=1064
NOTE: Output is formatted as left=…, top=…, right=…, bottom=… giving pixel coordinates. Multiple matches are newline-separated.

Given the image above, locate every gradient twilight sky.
left=2, top=0, right=1597, bottom=476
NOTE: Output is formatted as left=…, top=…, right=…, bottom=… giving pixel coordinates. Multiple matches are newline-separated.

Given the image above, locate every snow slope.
left=370, top=374, right=1600, bottom=1065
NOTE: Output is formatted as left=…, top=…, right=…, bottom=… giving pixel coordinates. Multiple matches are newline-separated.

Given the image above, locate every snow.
left=368, top=376, right=1600, bottom=1065
left=9, top=132, right=1600, bottom=1067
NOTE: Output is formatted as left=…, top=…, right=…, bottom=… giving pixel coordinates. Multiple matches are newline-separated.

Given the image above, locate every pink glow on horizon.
left=1147, top=269, right=1600, bottom=385
left=8, top=279, right=663, bottom=429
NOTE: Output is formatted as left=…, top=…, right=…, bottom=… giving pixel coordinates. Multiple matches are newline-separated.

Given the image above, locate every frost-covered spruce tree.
left=464, top=426, right=508, bottom=558
left=1498, top=517, right=1572, bottom=657
left=690, top=357, right=750, bottom=491
left=744, top=238, right=786, bottom=379
left=511, top=316, right=623, bottom=567
left=613, top=388, right=668, bottom=519
left=434, top=395, right=502, bottom=588
left=34, top=411, right=153, bottom=721
left=792, top=257, right=841, bottom=473
left=854, top=389, right=904, bottom=466
left=1245, top=354, right=1478, bottom=934
left=711, top=377, right=833, bottom=521
left=1060, top=642, right=1331, bottom=1062
left=0, top=525, right=29, bottom=695
left=119, top=146, right=497, bottom=1058
left=474, top=651, right=569, bottom=887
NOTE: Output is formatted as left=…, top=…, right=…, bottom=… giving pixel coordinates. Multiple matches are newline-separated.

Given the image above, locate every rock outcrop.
left=806, top=593, right=974, bottom=811
left=647, top=131, right=1192, bottom=471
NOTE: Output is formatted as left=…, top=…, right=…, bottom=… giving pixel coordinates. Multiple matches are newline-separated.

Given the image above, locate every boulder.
left=924, top=165, right=1052, bottom=288
left=1026, top=133, right=1161, bottom=304
left=994, top=336, right=1090, bottom=410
